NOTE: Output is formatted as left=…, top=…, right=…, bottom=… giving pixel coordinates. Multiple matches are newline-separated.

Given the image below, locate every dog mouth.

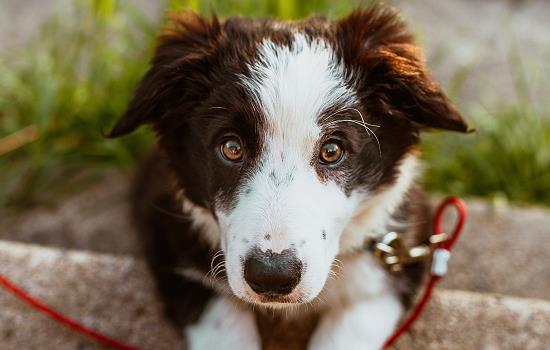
left=240, top=290, right=307, bottom=307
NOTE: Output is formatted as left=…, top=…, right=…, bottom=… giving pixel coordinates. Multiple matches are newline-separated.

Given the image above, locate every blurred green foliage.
left=423, top=36, right=550, bottom=206
left=423, top=105, right=550, bottom=205
left=0, top=0, right=548, bottom=207
left=167, top=0, right=361, bottom=18
left=0, top=1, right=157, bottom=206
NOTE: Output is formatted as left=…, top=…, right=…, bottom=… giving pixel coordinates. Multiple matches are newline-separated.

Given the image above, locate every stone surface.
left=0, top=172, right=141, bottom=257
left=441, top=199, right=550, bottom=300
left=393, top=289, right=550, bottom=350
left=0, top=241, right=181, bottom=350
left=1, top=241, right=549, bottom=350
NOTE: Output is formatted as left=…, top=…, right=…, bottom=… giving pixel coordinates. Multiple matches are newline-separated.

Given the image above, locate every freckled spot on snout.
left=300, top=240, right=306, bottom=247
left=242, top=238, right=249, bottom=243
left=269, top=169, right=292, bottom=187
left=264, top=234, right=271, bottom=241
left=322, top=230, right=327, bottom=240
left=285, top=167, right=296, bottom=184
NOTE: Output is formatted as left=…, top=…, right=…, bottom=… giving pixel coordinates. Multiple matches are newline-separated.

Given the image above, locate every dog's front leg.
left=184, top=297, right=261, bottom=350
left=308, top=293, right=402, bottom=350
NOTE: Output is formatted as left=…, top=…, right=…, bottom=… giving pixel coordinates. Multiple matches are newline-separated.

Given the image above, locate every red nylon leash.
left=383, top=196, right=467, bottom=348
left=0, top=274, right=139, bottom=350
left=0, top=196, right=466, bottom=350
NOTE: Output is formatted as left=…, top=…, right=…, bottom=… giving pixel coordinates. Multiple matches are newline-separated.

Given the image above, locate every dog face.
left=108, top=7, right=467, bottom=307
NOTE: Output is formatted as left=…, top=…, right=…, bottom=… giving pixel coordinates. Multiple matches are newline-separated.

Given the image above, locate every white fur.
left=340, top=154, right=420, bottom=253
left=321, top=253, right=392, bottom=309
left=241, top=33, right=355, bottom=139
left=179, top=192, right=220, bottom=248
left=309, top=293, right=402, bottom=350
left=308, top=253, right=402, bottom=349
left=218, top=34, right=361, bottom=305
left=185, top=297, right=261, bottom=350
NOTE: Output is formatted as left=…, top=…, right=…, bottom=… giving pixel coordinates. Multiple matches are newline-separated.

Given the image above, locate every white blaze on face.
left=216, top=34, right=362, bottom=304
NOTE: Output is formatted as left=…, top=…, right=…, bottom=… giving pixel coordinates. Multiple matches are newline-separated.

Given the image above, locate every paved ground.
left=1, top=241, right=549, bottom=350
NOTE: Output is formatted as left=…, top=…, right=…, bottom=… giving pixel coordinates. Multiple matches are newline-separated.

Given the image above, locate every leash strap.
left=0, top=272, right=139, bottom=350
left=0, top=273, right=139, bottom=350
left=0, top=197, right=467, bottom=350
left=383, top=196, right=467, bottom=348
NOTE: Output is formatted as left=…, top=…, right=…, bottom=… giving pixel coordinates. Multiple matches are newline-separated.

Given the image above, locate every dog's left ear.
left=106, top=12, right=221, bottom=138
left=338, top=7, right=470, bottom=133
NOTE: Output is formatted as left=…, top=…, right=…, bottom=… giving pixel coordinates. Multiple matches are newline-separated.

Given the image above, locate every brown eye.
left=320, top=141, right=344, bottom=165
left=220, top=137, right=243, bottom=162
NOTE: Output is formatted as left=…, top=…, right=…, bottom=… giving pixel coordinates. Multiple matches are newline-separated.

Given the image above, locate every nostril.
left=244, top=247, right=302, bottom=297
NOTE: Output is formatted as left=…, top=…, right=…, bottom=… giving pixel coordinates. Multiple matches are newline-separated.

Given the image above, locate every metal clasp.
left=373, top=232, right=448, bottom=273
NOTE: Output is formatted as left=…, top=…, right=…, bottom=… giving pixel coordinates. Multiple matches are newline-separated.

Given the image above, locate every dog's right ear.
left=106, top=12, right=221, bottom=138
left=337, top=6, right=470, bottom=133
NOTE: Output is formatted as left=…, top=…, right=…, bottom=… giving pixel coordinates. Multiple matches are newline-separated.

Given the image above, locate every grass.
left=0, top=1, right=155, bottom=206
left=422, top=104, right=550, bottom=206
left=422, top=37, right=550, bottom=206
left=0, top=0, right=549, bottom=208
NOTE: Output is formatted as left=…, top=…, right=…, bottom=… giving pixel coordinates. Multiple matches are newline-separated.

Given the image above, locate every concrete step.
left=1, top=174, right=549, bottom=300
left=1, top=241, right=549, bottom=350
left=440, top=199, right=550, bottom=301
left=0, top=241, right=180, bottom=350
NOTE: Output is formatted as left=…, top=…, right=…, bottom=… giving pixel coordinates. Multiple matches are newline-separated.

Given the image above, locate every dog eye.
left=319, top=141, right=344, bottom=165
left=220, top=137, right=243, bottom=162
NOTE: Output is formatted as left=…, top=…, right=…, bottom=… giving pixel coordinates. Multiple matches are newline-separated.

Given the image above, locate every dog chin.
left=238, top=290, right=313, bottom=309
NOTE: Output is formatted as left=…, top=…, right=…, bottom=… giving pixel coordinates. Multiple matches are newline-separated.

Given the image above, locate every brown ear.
left=106, top=12, right=221, bottom=138
left=338, top=6, right=469, bottom=133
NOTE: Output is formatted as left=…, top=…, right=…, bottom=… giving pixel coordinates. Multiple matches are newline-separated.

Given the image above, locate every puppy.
left=107, top=5, right=468, bottom=349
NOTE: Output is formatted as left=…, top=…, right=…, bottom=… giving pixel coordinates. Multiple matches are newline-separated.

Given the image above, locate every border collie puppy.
left=107, top=5, right=468, bottom=349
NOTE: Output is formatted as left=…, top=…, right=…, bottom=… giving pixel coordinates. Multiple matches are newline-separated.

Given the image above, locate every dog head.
left=108, top=6, right=468, bottom=307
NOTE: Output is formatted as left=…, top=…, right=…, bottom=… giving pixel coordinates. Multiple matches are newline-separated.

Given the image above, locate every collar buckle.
left=373, top=232, right=448, bottom=273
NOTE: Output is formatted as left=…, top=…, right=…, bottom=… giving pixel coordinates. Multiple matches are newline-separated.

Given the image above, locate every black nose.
left=244, top=248, right=302, bottom=296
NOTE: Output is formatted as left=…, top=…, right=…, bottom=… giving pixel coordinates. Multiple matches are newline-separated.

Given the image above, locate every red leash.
left=383, top=196, right=467, bottom=348
left=0, top=197, right=466, bottom=350
left=0, top=274, right=139, bottom=350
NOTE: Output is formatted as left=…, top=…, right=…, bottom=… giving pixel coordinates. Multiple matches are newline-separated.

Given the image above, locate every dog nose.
left=244, top=248, right=302, bottom=296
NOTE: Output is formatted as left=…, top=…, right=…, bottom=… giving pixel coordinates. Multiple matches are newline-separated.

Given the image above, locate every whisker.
left=212, top=267, right=226, bottom=282
left=207, top=258, right=225, bottom=280
left=322, top=106, right=355, bottom=123
left=210, top=250, right=224, bottom=270
left=326, top=119, right=380, bottom=128
left=349, top=107, right=382, bottom=158
left=324, top=107, right=383, bottom=158
left=210, top=261, right=225, bottom=277
left=151, top=202, right=189, bottom=221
